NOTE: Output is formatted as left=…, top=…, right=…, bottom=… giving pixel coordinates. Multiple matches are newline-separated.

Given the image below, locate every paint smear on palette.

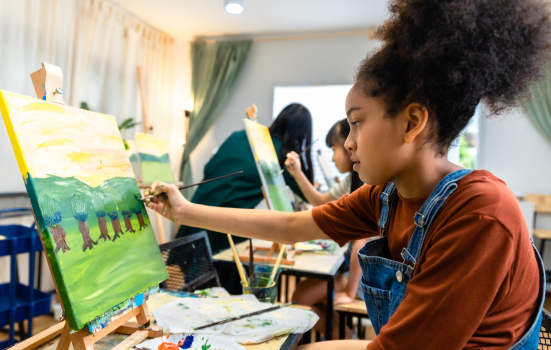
left=139, top=334, right=244, bottom=350
left=158, top=334, right=194, bottom=350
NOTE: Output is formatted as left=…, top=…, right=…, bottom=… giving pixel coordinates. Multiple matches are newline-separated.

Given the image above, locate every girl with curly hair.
left=145, top=0, right=551, bottom=348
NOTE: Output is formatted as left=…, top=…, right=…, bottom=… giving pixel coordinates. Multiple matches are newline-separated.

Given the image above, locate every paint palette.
left=152, top=295, right=319, bottom=344
left=138, top=334, right=245, bottom=350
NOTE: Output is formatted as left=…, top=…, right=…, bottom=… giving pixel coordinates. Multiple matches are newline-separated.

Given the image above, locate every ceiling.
left=109, top=0, right=390, bottom=39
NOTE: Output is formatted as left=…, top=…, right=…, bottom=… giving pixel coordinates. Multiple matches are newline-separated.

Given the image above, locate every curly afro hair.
left=356, top=0, right=551, bottom=151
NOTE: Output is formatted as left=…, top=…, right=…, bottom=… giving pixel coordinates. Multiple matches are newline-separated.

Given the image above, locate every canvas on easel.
left=135, top=133, right=174, bottom=184
left=0, top=90, right=169, bottom=332
left=242, top=118, right=300, bottom=265
left=244, top=118, right=294, bottom=212
left=126, top=139, right=142, bottom=181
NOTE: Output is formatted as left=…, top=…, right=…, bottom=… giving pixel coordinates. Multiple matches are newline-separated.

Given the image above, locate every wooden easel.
left=12, top=63, right=163, bottom=350
left=241, top=105, right=300, bottom=265
left=136, top=66, right=167, bottom=244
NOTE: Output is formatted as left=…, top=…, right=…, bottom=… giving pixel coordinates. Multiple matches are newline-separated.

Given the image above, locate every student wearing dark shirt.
left=176, top=103, right=314, bottom=255
left=145, top=0, right=551, bottom=348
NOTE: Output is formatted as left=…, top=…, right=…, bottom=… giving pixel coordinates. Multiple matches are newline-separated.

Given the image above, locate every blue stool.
left=0, top=208, right=52, bottom=348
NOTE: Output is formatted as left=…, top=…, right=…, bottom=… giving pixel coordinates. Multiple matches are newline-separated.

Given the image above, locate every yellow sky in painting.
left=135, top=133, right=169, bottom=158
left=0, top=90, right=134, bottom=188
left=244, top=119, right=279, bottom=163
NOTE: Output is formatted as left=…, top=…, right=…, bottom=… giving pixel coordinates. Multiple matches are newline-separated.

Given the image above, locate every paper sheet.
left=152, top=292, right=318, bottom=344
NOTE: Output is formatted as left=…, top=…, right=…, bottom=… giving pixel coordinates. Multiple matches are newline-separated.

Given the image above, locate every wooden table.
left=214, top=240, right=346, bottom=341
left=31, top=291, right=302, bottom=350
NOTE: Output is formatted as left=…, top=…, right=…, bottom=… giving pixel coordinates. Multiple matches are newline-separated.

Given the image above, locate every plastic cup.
left=241, top=264, right=283, bottom=304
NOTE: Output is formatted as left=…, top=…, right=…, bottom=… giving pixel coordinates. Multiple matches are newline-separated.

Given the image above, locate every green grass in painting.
left=267, top=185, right=294, bottom=212
left=27, top=175, right=168, bottom=330
left=138, top=153, right=173, bottom=184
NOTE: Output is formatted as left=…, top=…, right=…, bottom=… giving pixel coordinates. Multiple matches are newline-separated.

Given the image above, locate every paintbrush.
left=138, top=170, right=243, bottom=201
left=193, top=301, right=297, bottom=330
left=276, top=139, right=319, bottom=176
left=268, top=244, right=286, bottom=287
left=249, top=238, right=254, bottom=285
left=227, top=234, right=249, bottom=287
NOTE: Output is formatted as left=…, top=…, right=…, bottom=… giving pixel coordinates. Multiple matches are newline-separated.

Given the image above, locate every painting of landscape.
left=244, top=119, right=293, bottom=212
left=135, top=133, right=174, bottom=184
left=0, top=90, right=168, bottom=331
left=126, top=139, right=141, bottom=181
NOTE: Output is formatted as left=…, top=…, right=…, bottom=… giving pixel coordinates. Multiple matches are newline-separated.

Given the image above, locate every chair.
left=335, top=300, right=371, bottom=340
left=539, top=308, right=551, bottom=348
left=526, top=195, right=551, bottom=274
left=158, top=231, right=220, bottom=292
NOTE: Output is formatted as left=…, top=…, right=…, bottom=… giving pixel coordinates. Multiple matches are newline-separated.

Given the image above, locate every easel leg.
left=111, top=330, right=149, bottom=350
left=56, top=322, right=71, bottom=350
left=136, top=303, right=150, bottom=325
left=70, top=331, right=94, bottom=350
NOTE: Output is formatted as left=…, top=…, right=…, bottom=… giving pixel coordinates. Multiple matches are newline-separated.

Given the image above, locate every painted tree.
left=130, top=193, right=148, bottom=230
left=121, top=192, right=135, bottom=233
left=71, top=194, right=97, bottom=252
left=40, top=195, right=70, bottom=254
left=104, top=189, right=124, bottom=241
left=91, top=189, right=111, bottom=242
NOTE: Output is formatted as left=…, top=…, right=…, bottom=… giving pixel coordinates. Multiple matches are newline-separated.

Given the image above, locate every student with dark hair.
left=176, top=103, right=314, bottom=293
left=176, top=103, right=314, bottom=254
left=148, top=0, right=551, bottom=348
left=286, top=118, right=366, bottom=338
left=285, top=118, right=362, bottom=207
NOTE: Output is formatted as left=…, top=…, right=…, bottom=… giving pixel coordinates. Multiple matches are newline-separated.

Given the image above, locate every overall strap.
left=378, top=183, right=398, bottom=237
left=401, top=169, right=473, bottom=267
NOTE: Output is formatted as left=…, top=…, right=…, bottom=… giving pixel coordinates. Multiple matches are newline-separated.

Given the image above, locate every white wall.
left=479, top=107, right=551, bottom=264
left=479, top=107, right=551, bottom=195
left=189, top=34, right=378, bottom=184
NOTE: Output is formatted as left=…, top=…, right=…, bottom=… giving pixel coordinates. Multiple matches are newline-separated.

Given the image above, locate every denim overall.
left=357, top=169, right=545, bottom=349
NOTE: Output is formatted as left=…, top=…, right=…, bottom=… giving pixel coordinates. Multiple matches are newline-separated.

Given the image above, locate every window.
left=273, top=85, right=352, bottom=192
left=448, top=105, right=480, bottom=169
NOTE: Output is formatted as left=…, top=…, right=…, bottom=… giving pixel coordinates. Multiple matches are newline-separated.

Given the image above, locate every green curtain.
left=524, top=68, right=551, bottom=146
left=181, top=40, right=252, bottom=198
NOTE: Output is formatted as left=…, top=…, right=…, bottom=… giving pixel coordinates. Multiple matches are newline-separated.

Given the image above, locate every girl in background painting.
left=286, top=118, right=366, bottom=338
left=176, top=103, right=314, bottom=293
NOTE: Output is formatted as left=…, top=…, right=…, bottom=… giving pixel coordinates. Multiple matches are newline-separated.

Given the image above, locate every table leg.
left=339, top=313, right=345, bottom=339
left=326, top=278, right=334, bottom=340
left=303, top=330, right=311, bottom=344
left=285, top=275, right=290, bottom=302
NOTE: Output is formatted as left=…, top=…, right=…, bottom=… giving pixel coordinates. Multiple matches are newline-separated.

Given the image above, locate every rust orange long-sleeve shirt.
left=312, top=170, right=539, bottom=350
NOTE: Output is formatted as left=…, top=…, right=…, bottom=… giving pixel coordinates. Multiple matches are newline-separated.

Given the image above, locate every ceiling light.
left=225, top=0, right=245, bottom=14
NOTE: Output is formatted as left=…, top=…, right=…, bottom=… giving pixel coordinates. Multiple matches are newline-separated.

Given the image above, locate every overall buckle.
left=397, top=248, right=416, bottom=283
left=401, top=248, right=417, bottom=267
left=414, top=212, right=425, bottom=228
left=380, top=192, right=390, bottom=205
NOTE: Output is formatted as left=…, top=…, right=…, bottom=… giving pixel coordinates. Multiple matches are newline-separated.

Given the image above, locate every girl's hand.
left=284, top=151, right=302, bottom=178
left=333, top=291, right=355, bottom=306
left=144, top=181, right=189, bottom=224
